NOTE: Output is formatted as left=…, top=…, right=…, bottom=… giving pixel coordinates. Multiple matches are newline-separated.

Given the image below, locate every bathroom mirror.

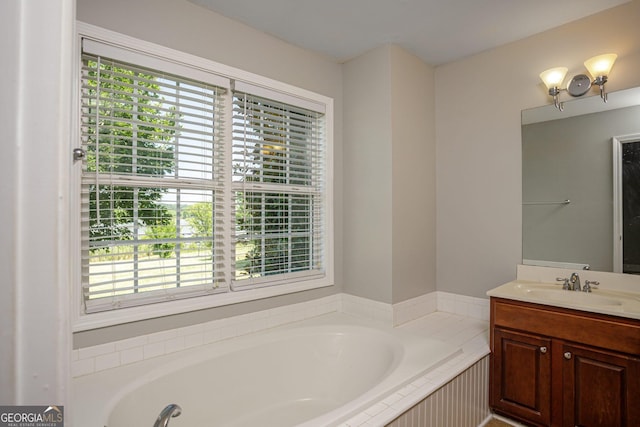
left=522, top=86, right=640, bottom=273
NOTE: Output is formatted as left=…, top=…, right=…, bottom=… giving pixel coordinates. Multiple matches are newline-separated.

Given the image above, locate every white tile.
left=364, top=402, right=388, bottom=417
left=365, top=407, right=398, bottom=426
left=414, top=380, right=440, bottom=397
left=218, top=325, right=237, bottom=341
left=78, top=342, right=115, bottom=360
left=437, top=293, right=456, bottom=313
left=455, top=300, right=474, bottom=318
left=411, top=374, right=429, bottom=388
left=480, top=303, right=490, bottom=321
left=446, top=328, right=483, bottom=347
left=143, top=341, right=165, bottom=359
left=235, top=320, right=256, bottom=336
left=344, top=411, right=371, bottom=426
left=184, top=333, right=204, bottom=349
left=390, top=393, right=420, bottom=412
left=382, top=392, right=404, bottom=406
left=203, top=328, right=221, bottom=345
left=202, top=318, right=223, bottom=332
left=114, top=335, right=148, bottom=351
left=147, top=329, right=178, bottom=344
left=173, top=323, right=204, bottom=337
left=120, top=346, right=144, bottom=365
left=343, top=295, right=394, bottom=324
left=466, top=301, right=482, bottom=319
left=95, top=352, right=120, bottom=372
left=396, top=383, right=418, bottom=397
left=71, top=358, right=95, bottom=377
left=164, top=336, right=185, bottom=354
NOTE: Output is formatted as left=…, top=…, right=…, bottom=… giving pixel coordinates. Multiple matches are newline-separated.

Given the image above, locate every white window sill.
left=72, top=279, right=333, bottom=332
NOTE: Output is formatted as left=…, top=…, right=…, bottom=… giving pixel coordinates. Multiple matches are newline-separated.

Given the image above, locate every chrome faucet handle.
left=583, top=280, right=599, bottom=293
left=556, top=277, right=570, bottom=290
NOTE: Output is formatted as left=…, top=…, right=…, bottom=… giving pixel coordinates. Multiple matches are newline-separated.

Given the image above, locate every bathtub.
left=73, top=313, right=459, bottom=426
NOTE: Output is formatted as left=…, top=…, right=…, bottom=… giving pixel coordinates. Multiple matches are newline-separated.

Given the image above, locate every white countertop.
left=487, top=279, right=640, bottom=321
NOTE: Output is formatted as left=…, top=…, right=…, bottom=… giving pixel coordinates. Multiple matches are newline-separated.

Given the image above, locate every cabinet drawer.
left=491, top=298, right=640, bottom=355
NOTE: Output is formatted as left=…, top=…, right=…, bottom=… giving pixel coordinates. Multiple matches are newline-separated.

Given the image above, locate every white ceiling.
left=188, top=0, right=629, bottom=65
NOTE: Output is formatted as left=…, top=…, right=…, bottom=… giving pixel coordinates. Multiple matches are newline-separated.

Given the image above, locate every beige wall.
left=343, top=45, right=436, bottom=304
left=390, top=46, right=437, bottom=303
left=74, top=0, right=344, bottom=347
left=435, top=0, right=640, bottom=298
left=343, top=46, right=393, bottom=303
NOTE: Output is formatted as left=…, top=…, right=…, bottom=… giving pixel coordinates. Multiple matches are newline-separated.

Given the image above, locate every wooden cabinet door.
left=562, top=343, right=640, bottom=427
left=491, top=328, right=552, bottom=426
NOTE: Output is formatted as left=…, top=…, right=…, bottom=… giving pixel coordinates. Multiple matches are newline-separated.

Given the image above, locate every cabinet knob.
left=540, top=346, right=548, bottom=354
left=564, top=351, right=572, bottom=360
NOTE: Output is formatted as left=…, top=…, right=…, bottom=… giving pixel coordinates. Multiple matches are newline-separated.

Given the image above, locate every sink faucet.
left=153, top=404, right=182, bottom=427
left=570, top=273, right=581, bottom=291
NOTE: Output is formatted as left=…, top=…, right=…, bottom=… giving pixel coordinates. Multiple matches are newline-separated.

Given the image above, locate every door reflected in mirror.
left=614, top=135, right=640, bottom=273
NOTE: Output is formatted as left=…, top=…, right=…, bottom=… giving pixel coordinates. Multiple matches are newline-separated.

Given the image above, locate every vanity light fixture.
left=539, top=67, right=568, bottom=111
left=584, top=53, right=617, bottom=102
left=539, top=53, right=617, bottom=111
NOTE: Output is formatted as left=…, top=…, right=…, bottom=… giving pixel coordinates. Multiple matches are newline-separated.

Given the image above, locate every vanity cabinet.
left=490, top=297, right=640, bottom=427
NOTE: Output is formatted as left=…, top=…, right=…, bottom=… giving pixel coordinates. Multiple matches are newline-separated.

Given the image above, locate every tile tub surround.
left=344, top=313, right=489, bottom=426
left=72, top=295, right=338, bottom=377
left=72, top=292, right=490, bottom=377
left=72, top=293, right=489, bottom=427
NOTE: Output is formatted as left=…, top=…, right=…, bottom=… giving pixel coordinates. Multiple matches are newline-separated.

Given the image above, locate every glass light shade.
left=539, top=67, right=568, bottom=89
left=584, top=53, right=617, bottom=79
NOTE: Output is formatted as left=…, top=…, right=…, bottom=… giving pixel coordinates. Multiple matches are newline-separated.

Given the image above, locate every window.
left=75, top=25, right=332, bottom=326
left=232, top=89, right=326, bottom=290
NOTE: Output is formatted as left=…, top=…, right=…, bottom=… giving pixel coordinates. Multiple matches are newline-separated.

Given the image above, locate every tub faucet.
left=570, top=273, right=581, bottom=291
left=153, top=404, right=182, bottom=427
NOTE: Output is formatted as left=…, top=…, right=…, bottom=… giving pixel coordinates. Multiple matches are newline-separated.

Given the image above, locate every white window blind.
left=80, top=43, right=227, bottom=313
left=232, top=91, right=326, bottom=289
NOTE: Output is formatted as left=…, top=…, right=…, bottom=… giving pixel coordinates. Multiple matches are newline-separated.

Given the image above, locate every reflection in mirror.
left=522, top=87, right=640, bottom=273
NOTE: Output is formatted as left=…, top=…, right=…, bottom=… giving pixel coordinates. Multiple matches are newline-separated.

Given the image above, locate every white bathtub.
left=73, top=313, right=459, bottom=426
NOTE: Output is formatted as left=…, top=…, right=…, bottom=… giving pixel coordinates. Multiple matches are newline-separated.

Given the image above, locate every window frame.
left=71, top=22, right=334, bottom=332
left=230, top=90, right=326, bottom=290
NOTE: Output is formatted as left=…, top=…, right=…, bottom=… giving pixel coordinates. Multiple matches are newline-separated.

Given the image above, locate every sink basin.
left=525, top=289, right=623, bottom=307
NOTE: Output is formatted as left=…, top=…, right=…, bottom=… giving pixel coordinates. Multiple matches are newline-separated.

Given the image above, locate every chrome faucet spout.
left=570, top=273, right=581, bottom=292
left=153, top=404, right=182, bottom=427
